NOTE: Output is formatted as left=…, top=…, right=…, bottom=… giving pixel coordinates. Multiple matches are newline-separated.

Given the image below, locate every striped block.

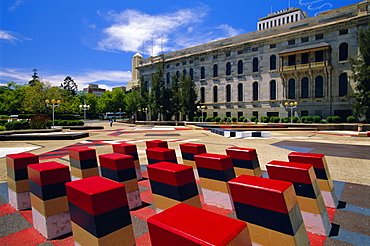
left=266, top=160, right=331, bottom=236
left=147, top=162, right=201, bottom=213
left=146, top=147, right=177, bottom=164
left=288, top=152, right=338, bottom=208
left=228, top=175, right=309, bottom=246
left=27, top=162, right=71, bottom=239
left=146, top=140, right=168, bottom=149
left=194, top=153, right=235, bottom=210
left=148, top=203, right=252, bottom=246
left=226, top=147, right=262, bottom=177
left=112, top=143, right=142, bottom=180
left=6, top=153, right=39, bottom=210
left=99, top=153, right=142, bottom=210
left=68, top=147, right=99, bottom=181
left=66, top=176, right=135, bottom=246
left=179, top=143, right=206, bottom=180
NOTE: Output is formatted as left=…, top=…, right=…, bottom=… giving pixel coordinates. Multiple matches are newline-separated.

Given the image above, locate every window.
left=213, top=55, right=218, bottom=59
left=288, top=39, right=295, bottom=45
left=270, top=44, right=276, bottom=49
left=201, top=66, right=205, bottom=79
left=238, top=50, right=243, bottom=55
left=190, top=68, right=194, bottom=80
left=339, top=73, right=348, bottom=96
left=213, top=112, right=218, bottom=118
left=315, top=34, right=323, bottom=40
left=253, top=82, right=258, bottom=101
left=252, top=58, right=259, bottom=72
left=213, top=64, right=218, bottom=77
left=301, top=110, right=309, bottom=116
left=226, top=62, right=231, bottom=76
left=270, top=80, right=276, bottom=100
left=183, top=69, right=187, bottom=76
left=226, top=51, right=231, bottom=57
left=200, top=87, right=205, bottom=103
left=301, top=77, right=309, bottom=98
left=166, top=73, right=170, bottom=84
left=270, top=55, right=277, bottom=70
left=238, top=60, right=243, bottom=74
left=339, top=42, right=349, bottom=61
left=288, top=78, right=296, bottom=99
left=176, top=71, right=180, bottom=78
left=183, top=62, right=187, bottom=65
left=213, top=86, right=218, bottom=103
left=301, top=53, right=309, bottom=64
left=238, top=83, right=243, bottom=101
left=315, top=76, right=324, bottom=98
left=339, top=29, right=348, bottom=35
left=315, top=50, right=324, bottom=62
left=301, top=37, right=309, bottom=43
left=226, top=84, right=231, bottom=102
left=288, top=55, right=296, bottom=66
left=226, top=112, right=231, bottom=118
left=200, top=57, right=205, bottom=62
left=252, top=47, right=258, bottom=52
left=176, top=63, right=180, bottom=67
left=238, top=112, right=243, bottom=119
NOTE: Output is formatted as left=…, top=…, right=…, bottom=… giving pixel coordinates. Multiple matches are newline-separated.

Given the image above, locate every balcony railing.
left=279, top=61, right=330, bottom=72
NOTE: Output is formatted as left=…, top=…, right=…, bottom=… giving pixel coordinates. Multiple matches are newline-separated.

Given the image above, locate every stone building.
left=131, top=1, right=370, bottom=120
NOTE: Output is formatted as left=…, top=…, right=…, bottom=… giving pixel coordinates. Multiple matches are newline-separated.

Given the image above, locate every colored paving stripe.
left=272, top=145, right=314, bottom=153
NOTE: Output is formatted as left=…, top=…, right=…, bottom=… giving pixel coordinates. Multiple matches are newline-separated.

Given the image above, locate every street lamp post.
left=197, top=105, right=206, bottom=122
left=45, top=99, right=61, bottom=127
left=284, top=101, right=298, bottom=123
left=79, top=101, right=90, bottom=121
left=142, top=108, right=148, bottom=121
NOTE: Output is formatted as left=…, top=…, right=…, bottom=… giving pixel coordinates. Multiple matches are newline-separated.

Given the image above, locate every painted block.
left=6, top=152, right=39, bottom=170
left=266, top=160, right=331, bottom=236
left=30, top=194, right=69, bottom=217
left=148, top=203, right=252, bottom=246
left=32, top=209, right=71, bottom=240
left=226, top=147, right=262, bottom=177
left=70, top=166, right=99, bottom=180
left=146, top=147, right=177, bottom=164
left=68, top=147, right=97, bottom=160
left=112, top=144, right=142, bottom=180
left=228, top=175, right=309, bottom=245
left=146, top=140, right=168, bottom=148
left=70, top=158, right=98, bottom=169
left=28, top=161, right=70, bottom=186
left=99, top=153, right=134, bottom=170
left=152, top=194, right=202, bottom=212
left=7, top=188, right=30, bottom=211
left=180, top=143, right=206, bottom=181
left=288, top=152, right=338, bottom=208
left=194, top=153, right=234, bottom=171
left=7, top=177, right=29, bottom=193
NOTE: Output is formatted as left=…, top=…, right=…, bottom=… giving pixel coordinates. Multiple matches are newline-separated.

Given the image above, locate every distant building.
left=83, top=84, right=106, bottom=97
left=126, top=53, right=143, bottom=90
left=133, top=1, right=370, bottom=120
left=113, top=86, right=127, bottom=92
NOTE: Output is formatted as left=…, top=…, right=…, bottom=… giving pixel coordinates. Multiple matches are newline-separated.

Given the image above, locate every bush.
left=270, top=117, right=280, bottom=123
left=0, top=119, right=8, bottom=125
left=227, top=117, right=232, bottom=122
left=250, top=116, right=258, bottom=122
left=292, top=116, right=299, bottom=123
left=313, top=115, right=322, bottom=123
left=0, top=115, right=9, bottom=119
left=30, top=114, right=49, bottom=129
left=326, top=116, right=333, bottom=123
left=238, top=116, right=245, bottom=122
left=214, top=116, right=221, bottom=122
left=320, top=120, right=326, bottom=123
left=281, top=117, right=290, bottom=123
left=347, top=116, right=356, bottom=123
left=332, top=116, right=342, bottom=123
left=260, top=116, right=269, bottom=123
left=205, top=117, right=213, bottom=122
left=243, top=118, right=248, bottom=122
left=198, top=116, right=204, bottom=122
left=0, top=125, right=6, bottom=131
left=222, top=116, right=228, bottom=122
left=5, top=121, right=27, bottom=130
left=77, top=120, right=84, bottom=126
left=193, top=116, right=198, bottom=122
left=231, top=117, right=237, bottom=122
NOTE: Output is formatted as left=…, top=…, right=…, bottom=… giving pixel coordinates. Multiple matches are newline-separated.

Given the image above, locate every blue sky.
left=0, top=0, right=360, bottom=91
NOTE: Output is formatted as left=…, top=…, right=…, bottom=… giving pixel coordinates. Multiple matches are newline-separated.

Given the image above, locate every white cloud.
left=96, top=5, right=243, bottom=56
left=298, top=0, right=333, bottom=15
left=0, top=30, right=19, bottom=43
left=0, top=68, right=131, bottom=91
left=9, top=0, right=23, bottom=11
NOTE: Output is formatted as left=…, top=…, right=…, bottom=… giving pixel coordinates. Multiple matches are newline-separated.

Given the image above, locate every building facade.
left=83, top=84, right=106, bottom=97
left=133, top=1, right=370, bottom=120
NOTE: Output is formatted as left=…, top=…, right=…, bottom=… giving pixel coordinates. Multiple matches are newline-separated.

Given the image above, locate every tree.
left=61, top=76, right=78, bottom=95
left=169, top=74, right=182, bottom=120
left=28, top=69, right=39, bottom=86
left=349, top=26, right=370, bottom=122
left=149, top=65, right=165, bottom=120
left=125, top=87, right=142, bottom=116
left=180, top=73, right=198, bottom=121
left=0, top=82, right=26, bottom=114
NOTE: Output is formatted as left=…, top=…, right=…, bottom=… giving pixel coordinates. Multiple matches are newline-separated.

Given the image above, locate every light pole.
left=142, top=108, right=148, bottom=121
left=79, top=101, right=90, bottom=121
left=45, top=99, right=61, bottom=127
left=197, top=105, right=206, bottom=122
left=284, top=101, right=298, bottom=123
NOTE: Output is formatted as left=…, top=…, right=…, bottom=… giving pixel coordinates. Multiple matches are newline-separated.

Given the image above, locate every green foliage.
left=250, top=116, right=258, bottom=122
left=238, top=116, right=245, bottom=122
left=205, top=117, right=213, bottom=122
left=332, top=116, right=342, bottom=123
left=347, top=116, right=356, bottom=123
left=326, top=116, right=333, bottom=123
left=231, top=117, right=237, bottom=122
left=313, top=116, right=322, bottom=123
left=270, top=117, right=280, bottom=123
left=281, top=117, right=290, bottom=123
left=260, top=116, right=269, bottom=123
left=0, top=115, right=9, bottom=119
left=60, top=76, right=78, bottom=95
left=30, top=114, right=49, bottom=129
left=243, top=118, right=248, bottom=122
left=214, top=116, right=221, bottom=122
left=222, top=116, right=228, bottom=122
left=193, top=116, right=199, bottom=122
left=5, top=120, right=29, bottom=130
left=0, top=125, right=6, bottom=131
left=0, top=120, right=8, bottom=125
left=301, top=116, right=313, bottom=123
left=292, top=116, right=299, bottom=123
left=198, top=116, right=204, bottom=122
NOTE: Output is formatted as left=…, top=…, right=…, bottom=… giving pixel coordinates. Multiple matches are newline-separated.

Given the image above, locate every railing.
left=279, top=61, right=330, bottom=72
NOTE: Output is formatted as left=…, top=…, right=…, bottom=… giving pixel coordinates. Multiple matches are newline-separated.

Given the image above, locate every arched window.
left=226, top=84, right=231, bottom=102
left=339, top=73, right=348, bottom=96
left=166, top=73, right=170, bottom=84
left=301, top=77, right=309, bottom=98
left=270, top=80, right=276, bottom=100
left=339, top=42, right=349, bottom=61
left=183, top=69, right=187, bottom=76
left=253, top=82, right=258, bottom=101
left=288, top=78, right=296, bottom=99
left=213, top=64, right=218, bottom=77
left=238, top=83, right=243, bottom=101
left=226, top=62, right=231, bottom=76
left=189, top=68, right=194, bottom=80
left=315, top=76, right=324, bottom=98
left=213, top=86, right=218, bottom=103
left=201, top=66, right=205, bottom=79
left=238, top=60, right=243, bottom=74
left=200, top=87, right=205, bottom=103
left=270, top=55, right=277, bottom=70
left=253, top=58, right=259, bottom=72
left=176, top=71, right=180, bottom=78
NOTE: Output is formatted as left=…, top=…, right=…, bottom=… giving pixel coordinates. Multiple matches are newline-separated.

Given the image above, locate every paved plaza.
left=0, top=121, right=369, bottom=245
